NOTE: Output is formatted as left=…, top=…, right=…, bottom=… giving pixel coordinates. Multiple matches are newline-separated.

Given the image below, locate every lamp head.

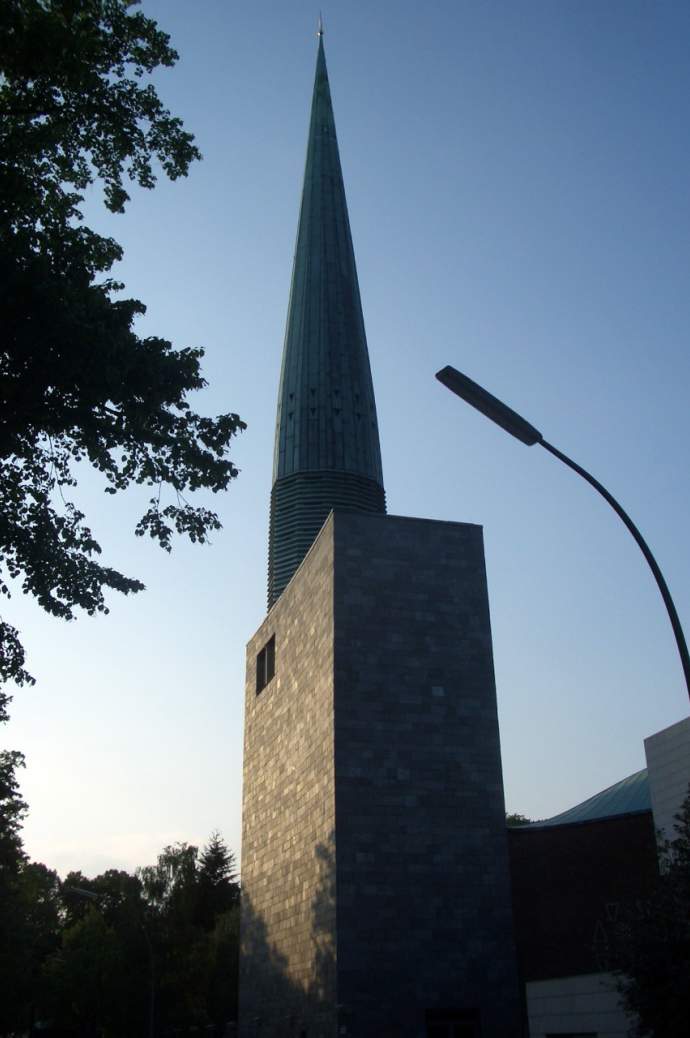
left=435, top=365, right=542, bottom=446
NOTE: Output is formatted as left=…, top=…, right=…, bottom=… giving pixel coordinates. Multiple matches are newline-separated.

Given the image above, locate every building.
left=240, top=28, right=522, bottom=1038
left=238, top=27, right=690, bottom=1038
left=511, top=715, right=690, bottom=1038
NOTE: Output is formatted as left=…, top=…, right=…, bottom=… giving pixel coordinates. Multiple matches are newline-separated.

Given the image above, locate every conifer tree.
left=198, top=831, right=240, bottom=929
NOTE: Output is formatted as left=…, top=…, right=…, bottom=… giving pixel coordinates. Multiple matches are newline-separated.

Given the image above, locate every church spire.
left=268, top=34, right=386, bottom=606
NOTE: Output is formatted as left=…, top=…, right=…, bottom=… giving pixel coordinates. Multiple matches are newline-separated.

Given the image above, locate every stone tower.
left=240, top=30, right=523, bottom=1038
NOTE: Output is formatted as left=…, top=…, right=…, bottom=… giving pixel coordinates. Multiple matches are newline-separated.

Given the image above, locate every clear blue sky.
left=7, top=0, right=690, bottom=876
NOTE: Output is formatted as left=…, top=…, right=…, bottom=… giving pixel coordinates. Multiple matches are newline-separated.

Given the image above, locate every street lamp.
left=435, top=364, right=690, bottom=702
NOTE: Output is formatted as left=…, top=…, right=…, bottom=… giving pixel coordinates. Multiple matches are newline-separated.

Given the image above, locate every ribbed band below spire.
left=268, top=471, right=385, bottom=606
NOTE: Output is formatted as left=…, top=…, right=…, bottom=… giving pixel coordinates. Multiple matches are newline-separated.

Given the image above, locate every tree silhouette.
left=0, top=0, right=245, bottom=688
left=617, top=786, right=690, bottom=1036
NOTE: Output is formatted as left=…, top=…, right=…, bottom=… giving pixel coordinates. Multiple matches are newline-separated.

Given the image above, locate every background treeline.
left=0, top=780, right=240, bottom=1038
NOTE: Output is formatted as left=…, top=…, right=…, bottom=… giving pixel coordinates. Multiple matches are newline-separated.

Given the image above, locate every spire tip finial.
left=317, top=12, right=324, bottom=39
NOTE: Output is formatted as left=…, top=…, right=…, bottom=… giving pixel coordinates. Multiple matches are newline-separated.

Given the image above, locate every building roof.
left=268, top=33, right=386, bottom=606
left=272, top=34, right=384, bottom=486
left=515, top=768, right=651, bottom=829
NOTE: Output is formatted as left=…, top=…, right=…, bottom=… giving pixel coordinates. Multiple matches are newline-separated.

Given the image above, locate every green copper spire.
left=268, top=33, right=386, bottom=605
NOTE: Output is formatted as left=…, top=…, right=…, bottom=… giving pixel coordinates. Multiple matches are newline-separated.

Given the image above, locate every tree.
left=196, top=835, right=241, bottom=1032
left=15, top=833, right=242, bottom=1034
left=616, top=786, right=690, bottom=1037
left=9, top=862, right=62, bottom=1033
left=197, top=830, right=240, bottom=929
left=138, top=842, right=210, bottom=1030
left=51, top=872, right=152, bottom=1035
left=505, top=812, right=532, bottom=827
left=136, top=836, right=242, bottom=1032
left=0, top=0, right=245, bottom=688
left=0, top=756, right=60, bottom=1034
left=0, top=747, right=27, bottom=873
left=138, top=840, right=199, bottom=916
left=207, top=904, right=240, bottom=1031
left=0, top=748, right=29, bottom=1031
left=199, top=830, right=238, bottom=890
left=46, top=906, right=130, bottom=1033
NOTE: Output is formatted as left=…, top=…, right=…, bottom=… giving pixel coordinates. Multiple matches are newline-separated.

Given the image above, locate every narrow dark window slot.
left=256, top=635, right=276, bottom=694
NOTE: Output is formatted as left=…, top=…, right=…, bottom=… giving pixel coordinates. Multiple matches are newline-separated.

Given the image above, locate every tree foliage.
left=1, top=830, right=241, bottom=1035
left=0, top=0, right=245, bottom=688
left=49, top=875, right=152, bottom=1036
left=134, top=836, right=241, bottom=1032
left=0, top=747, right=27, bottom=872
left=505, top=812, right=532, bottom=827
left=617, top=786, right=690, bottom=1037
left=0, top=762, right=61, bottom=1036
left=198, top=829, right=239, bottom=928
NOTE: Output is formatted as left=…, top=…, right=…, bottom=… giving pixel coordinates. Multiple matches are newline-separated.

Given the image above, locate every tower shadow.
left=239, top=832, right=336, bottom=1037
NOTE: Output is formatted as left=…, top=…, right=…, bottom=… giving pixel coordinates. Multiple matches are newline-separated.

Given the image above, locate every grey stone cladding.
left=240, top=515, right=337, bottom=1036
left=240, top=511, right=523, bottom=1037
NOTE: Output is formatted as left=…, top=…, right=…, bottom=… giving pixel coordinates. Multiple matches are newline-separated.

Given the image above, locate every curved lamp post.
left=435, top=364, right=690, bottom=702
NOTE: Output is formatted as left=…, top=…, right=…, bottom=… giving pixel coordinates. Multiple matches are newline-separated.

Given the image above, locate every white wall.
left=526, top=972, right=634, bottom=1037
left=644, top=715, right=690, bottom=844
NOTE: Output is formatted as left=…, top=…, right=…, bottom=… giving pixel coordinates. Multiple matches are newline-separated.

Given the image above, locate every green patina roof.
left=514, top=768, right=651, bottom=830
left=272, top=34, right=384, bottom=485
left=267, top=32, right=386, bottom=605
